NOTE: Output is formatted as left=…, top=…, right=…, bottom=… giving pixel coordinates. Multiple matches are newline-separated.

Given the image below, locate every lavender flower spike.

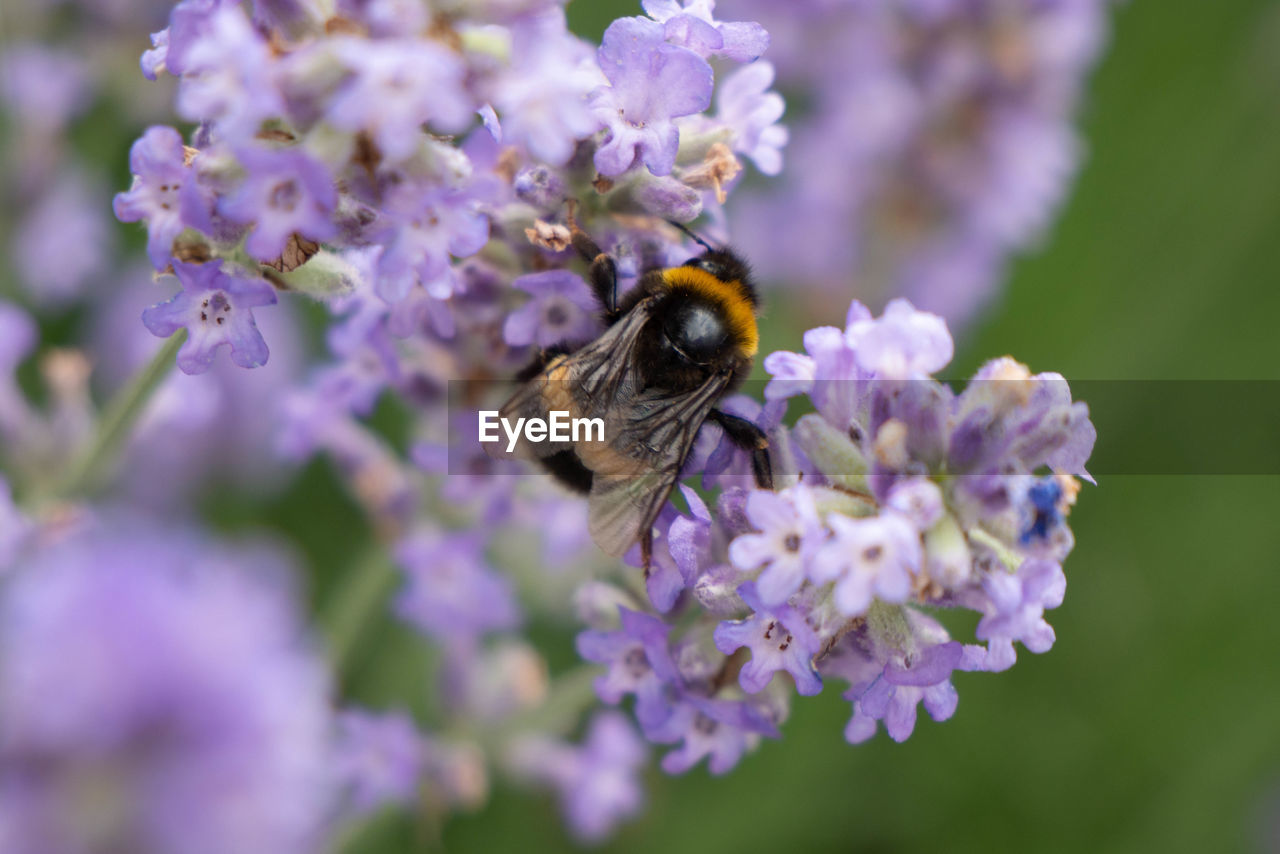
left=142, top=260, right=278, bottom=374
left=0, top=520, right=333, bottom=854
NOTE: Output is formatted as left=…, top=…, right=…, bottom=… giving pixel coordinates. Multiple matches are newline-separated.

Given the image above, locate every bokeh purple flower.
left=0, top=520, right=333, bottom=854
left=393, top=529, right=521, bottom=649
left=726, top=0, right=1111, bottom=323
left=334, top=708, right=427, bottom=814
left=508, top=712, right=647, bottom=842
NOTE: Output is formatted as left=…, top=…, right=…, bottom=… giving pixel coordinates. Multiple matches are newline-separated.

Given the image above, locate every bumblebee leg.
left=709, top=409, right=774, bottom=490
left=640, top=529, right=653, bottom=575
left=566, top=204, right=619, bottom=320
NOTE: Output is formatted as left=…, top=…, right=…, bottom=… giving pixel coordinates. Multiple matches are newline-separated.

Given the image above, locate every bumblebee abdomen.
left=539, top=449, right=594, bottom=494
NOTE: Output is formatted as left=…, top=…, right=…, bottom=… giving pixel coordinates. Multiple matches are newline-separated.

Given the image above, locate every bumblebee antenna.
left=666, top=219, right=717, bottom=253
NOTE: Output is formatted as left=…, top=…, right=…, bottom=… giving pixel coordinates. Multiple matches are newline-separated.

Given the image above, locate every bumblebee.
left=491, top=218, right=774, bottom=567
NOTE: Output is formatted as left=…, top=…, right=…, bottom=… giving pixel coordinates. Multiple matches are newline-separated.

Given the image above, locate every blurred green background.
left=416, top=2, right=1280, bottom=852
left=14, top=0, right=1280, bottom=850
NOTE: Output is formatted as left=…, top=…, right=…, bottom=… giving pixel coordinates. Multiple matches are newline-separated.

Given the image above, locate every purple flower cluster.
left=114, top=0, right=786, bottom=379
left=0, top=518, right=333, bottom=854
left=571, top=298, right=1093, bottom=760
left=107, top=2, right=792, bottom=832
left=724, top=0, right=1112, bottom=323
left=0, top=0, right=1107, bottom=844
left=508, top=712, right=648, bottom=842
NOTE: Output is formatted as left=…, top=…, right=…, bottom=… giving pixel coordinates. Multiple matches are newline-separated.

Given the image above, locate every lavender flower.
left=643, top=0, right=769, bottom=62
left=727, top=484, right=826, bottom=607
left=727, top=0, right=1111, bottom=323
left=648, top=693, right=778, bottom=775
left=488, top=10, right=603, bottom=166
left=81, top=267, right=305, bottom=508
left=113, top=125, right=191, bottom=269
left=0, top=45, right=91, bottom=134
left=825, top=608, right=984, bottom=744
left=712, top=61, right=787, bottom=176
left=974, top=557, right=1066, bottom=672
left=590, top=17, right=714, bottom=177
left=325, top=38, right=473, bottom=161
left=508, top=712, right=647, bottom=843
left=374, top=181, right=490, bottom=304
left=393, top=529, right=521, bottom=649
left=12, top=173, right=111, bottom=304
left=713, top=581, right=823, bottom=696
left=577, top=607, right=680, bottom=735
left=0, top=520, right=333, bottom=854
left=142, top=260, right=279, bottom=374
left=811, top=511, right=919, bottom=617
left=334, top=709, right=427, bottom=814
left=624, top=485, right=713, bottom=612
left=218, top=146, right=337, bottom=261
left=142, top=28, right=171, bottom=80
left=846, top=297, right=953, bottom=380
left=502, top=270, right=602, bottom=350
left=174, top=5, right=285, bottom=142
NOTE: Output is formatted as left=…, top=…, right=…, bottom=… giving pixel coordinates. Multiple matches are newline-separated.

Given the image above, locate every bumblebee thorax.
left=659, top=266, right=759, bottom=358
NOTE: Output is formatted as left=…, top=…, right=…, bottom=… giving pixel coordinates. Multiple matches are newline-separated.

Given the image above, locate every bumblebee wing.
left=488, top=301, right=655, bottom=462
left=489, top=370, right=567, bottom=461
left=586, top=371, right=734, bottom=557
left=588, top=471, right=674, bottom=557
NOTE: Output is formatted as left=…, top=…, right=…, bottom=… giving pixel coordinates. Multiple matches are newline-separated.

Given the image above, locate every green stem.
left=320, top=544, right=399, bottom=678
left=968, top=527, right=1025, bottom=573
left=488, top=663, right=601, bottom=748
left=55, top=330, right=186, bottom=500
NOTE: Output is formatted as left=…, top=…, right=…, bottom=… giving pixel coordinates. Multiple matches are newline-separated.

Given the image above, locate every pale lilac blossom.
left=113, top=125, right=190, bottom=269
left=727, top=483, right=826, bottom=606
left=590, top=17, right=714, bottom=176
left=219, top=146, right=337, bottom=261
left=142, top=260, right=278, bottom=374
left=713, top=581, right=822, bottom=695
